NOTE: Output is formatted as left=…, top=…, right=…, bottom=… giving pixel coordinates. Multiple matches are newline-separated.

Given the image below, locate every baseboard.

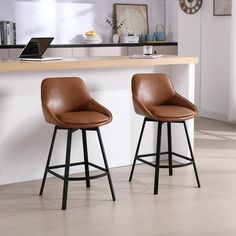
left=199, top=109, right=228, bottom=122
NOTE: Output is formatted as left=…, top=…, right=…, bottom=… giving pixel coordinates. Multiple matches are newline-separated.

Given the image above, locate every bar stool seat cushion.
left=148, top=105, right=196, bottom=122
left=58, top=111, right=110, bottom=128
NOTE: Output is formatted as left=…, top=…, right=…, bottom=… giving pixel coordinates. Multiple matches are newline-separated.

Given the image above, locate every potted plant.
left=105, top=13, right=126, bottom=43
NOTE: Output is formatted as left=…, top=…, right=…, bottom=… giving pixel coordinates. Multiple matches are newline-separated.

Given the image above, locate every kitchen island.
left=0, top=55, right=197, bottom=185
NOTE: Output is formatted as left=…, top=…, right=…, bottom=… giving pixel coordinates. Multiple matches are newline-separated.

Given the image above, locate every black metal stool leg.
left=154, top=122, right=163, bottom=194
left=39, top=126, right=58, bottom=196
left=97, top=128, right=116, bottom=201
left=167, top=122, right=173, bottom=176
left=183, top=121, right=201, bottom=188
left=129, top=118, right=147, bottom=182
left=62, top=129, right=73, bottom=210
left=82, top=130, right=90, bottom=188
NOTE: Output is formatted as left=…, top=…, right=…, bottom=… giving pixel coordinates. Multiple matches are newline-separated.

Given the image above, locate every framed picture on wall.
left=213, top=0, right=232, bottom=16
left=114, top=4, right=149, bottom=36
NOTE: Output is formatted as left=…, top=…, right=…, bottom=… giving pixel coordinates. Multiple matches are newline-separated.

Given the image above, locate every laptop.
left=18, top=37, right=62, bottom=61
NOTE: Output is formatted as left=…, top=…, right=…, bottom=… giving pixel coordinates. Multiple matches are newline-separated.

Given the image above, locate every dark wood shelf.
left=0, top=42, right=177, bottom=49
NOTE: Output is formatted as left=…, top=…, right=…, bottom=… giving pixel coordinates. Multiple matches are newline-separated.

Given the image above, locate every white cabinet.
left=88, top=47, right=127, bottom=56
left=127, top=46, right=143, bottom=55
left=8, top=48, right=22, bottom=59
left=44, top=48, right=73, bottom=58
left=0, top=49, right=8, bottom=60
left=127, top=45, right=178, bottom=56
left=154, top=45, right=177, bottom=55
left=72, top=48, right=91, bottom=58
left=72, top=47, right=127, bottom=57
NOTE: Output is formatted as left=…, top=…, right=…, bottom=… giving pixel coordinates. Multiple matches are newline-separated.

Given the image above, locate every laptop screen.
left=19, top=37, right=54, bottom=59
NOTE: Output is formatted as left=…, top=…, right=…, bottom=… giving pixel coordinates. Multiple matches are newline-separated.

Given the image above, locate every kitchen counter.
left=0, top=55, right=196, bottom=72
left=0, top=55, right=197, bottom=185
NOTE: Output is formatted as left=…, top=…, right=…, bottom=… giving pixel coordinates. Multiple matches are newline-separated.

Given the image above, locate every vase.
left=112, top=33, right=119, bottom=43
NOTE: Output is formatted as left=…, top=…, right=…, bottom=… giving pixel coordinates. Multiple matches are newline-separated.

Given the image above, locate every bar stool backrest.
left=41, top=77, right=92, bottom=125
left=132, top=73, right=176, bottom=107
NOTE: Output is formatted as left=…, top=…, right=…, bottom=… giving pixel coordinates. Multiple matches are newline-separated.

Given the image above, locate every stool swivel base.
left=129, top=117, right=201, bottom=194
left=39, top=126, right=116, bottom=210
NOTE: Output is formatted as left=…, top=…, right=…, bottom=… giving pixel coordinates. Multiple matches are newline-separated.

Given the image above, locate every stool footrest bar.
left=47, top=161, right=108, bottom=181
left=136, top=151, right=194, bottom=169
left=48, top=161, right=106, bottom=172
left=47, top=169, right=108, bottom=181
left=68, top=173, right=108, bottom=181
left=48, top=169, right=64, bottom=180
left=49, top=161, right=85, bottom=169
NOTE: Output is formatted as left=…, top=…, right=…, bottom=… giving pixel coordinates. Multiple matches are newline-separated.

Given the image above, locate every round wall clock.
left=179, top=0, right=202, bottom=14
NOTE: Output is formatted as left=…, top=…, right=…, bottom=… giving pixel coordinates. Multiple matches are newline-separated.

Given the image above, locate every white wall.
left=165, top=0, right=201, bottom=108
left=229, top=1, right=236, bottom=121
left=165, top=0, right=178, bottom=42
left=177, top=4, right=201, bottom=109
left=0, top=0, right=165, bottom=44
left=200, top=1, right=231, bottom=121
left=172, top=0, right=232, bottom=122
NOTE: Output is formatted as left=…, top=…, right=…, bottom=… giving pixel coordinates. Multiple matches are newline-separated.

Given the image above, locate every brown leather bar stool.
left=39, top=77, right=116, bottom=210
left=129, top=73, right=200, bottom=194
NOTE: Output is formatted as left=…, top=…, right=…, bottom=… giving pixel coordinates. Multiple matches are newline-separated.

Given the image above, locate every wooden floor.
left=1, top=117, right=236, bottom=235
